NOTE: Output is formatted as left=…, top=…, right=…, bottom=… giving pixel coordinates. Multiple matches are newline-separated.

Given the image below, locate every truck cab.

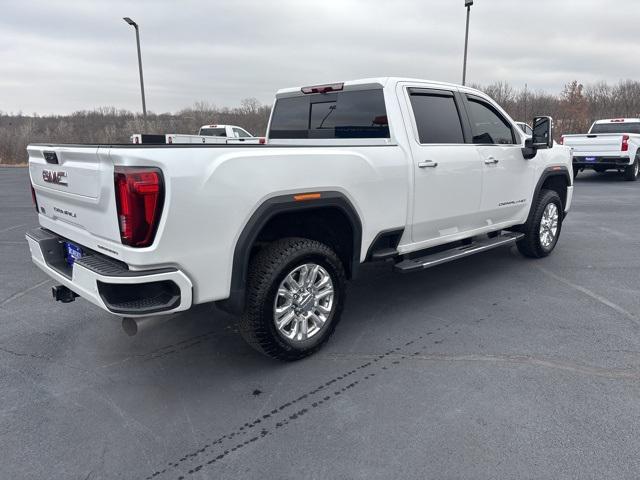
left=198, top=124, right=253, bottom=138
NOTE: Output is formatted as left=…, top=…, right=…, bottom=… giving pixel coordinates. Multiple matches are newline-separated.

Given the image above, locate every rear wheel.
left=239, top=237, right=346, bottom=361
left=572, top=166, right=580, bottom=179
left=623, top=156, right=639, bottom=181
left=517, top=189, right=563, bottom=258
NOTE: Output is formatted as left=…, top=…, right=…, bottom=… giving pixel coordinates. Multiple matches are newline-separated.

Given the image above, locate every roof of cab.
left=594, top=118, right=640, bottom=124
left=276, top=77, right=484, bottom=97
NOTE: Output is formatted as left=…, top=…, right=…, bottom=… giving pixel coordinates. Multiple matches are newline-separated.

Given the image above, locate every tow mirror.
left=532, top=116, right=553, bottom=149
left=522, top=116, right=554, bottom=159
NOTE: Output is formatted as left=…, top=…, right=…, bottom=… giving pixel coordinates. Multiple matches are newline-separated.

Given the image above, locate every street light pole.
left=462, top=0, right=473, bottom=86
left=123, top=17, right=147, bottom=117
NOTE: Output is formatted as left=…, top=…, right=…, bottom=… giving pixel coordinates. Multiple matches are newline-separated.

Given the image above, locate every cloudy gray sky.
left=2, top=0, right=638, bottom=115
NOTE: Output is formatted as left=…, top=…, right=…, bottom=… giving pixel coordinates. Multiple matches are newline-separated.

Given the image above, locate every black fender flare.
left=217, top=191, right=362, bottom=315
left=529, top=165, right=572, bottom=220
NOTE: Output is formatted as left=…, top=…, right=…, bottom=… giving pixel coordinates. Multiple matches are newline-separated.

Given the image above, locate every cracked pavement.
left=1, top=167, right=640, bottom=479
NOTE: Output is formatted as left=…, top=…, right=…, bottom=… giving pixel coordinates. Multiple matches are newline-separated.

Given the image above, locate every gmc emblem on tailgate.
left=42, top=169, right=68, bottom=186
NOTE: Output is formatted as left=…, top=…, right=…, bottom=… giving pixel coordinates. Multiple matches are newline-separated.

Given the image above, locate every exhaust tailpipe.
left=122, top=314, right=178, bottom=336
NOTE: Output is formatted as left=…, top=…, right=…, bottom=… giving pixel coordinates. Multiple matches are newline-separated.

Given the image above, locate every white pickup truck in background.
left=131, top=124, right=263, bottom=145
left=26, top=77, right=572, bottom=361
left=562, top=118, right=640, bottom=181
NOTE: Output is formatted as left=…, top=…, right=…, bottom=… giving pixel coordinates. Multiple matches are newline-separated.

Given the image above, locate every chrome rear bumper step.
left=394, top=232, right=524, bottom=273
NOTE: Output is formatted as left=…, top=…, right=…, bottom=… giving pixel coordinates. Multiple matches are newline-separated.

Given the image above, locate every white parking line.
left=0, top=279, right=52, bottom=308
left=536, top=266, right=640, bottom=329
left=0, top=224, right=26, bottom=234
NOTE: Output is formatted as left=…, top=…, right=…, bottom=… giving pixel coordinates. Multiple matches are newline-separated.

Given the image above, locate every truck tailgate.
left=27, top=145, right=122, bottom=248
left=563, top=134, right=624, bottom=154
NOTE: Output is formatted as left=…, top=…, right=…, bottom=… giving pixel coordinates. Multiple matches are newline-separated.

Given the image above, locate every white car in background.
left=198, top=124, right=253, bottom=138
left=167, top=124, right=261, bottom=144
left=132, top=125, right=263, bottom=144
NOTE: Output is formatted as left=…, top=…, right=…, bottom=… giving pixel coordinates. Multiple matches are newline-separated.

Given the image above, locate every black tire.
left=572, top=166, right=579, bottom=179
left=517, top=189, right=563, bottom=258
left=623, top=156, right=639, bottom=181
left=239, top=237, right=346, bottom=361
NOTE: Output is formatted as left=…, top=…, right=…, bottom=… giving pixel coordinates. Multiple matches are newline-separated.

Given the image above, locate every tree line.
left=0, top=98, right=271, bottom=164
left=1, top=80, right=639, bottom=165
left=474, top=79, right=640, bottom=136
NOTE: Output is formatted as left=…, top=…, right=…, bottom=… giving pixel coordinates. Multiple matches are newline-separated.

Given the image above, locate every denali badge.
left=42, top=169, right=68, bottom=186
left=53, top=206, right=77, bottom=218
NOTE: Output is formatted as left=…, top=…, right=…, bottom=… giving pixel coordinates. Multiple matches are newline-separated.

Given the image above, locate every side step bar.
left=394, top=232, right=524, bottom=273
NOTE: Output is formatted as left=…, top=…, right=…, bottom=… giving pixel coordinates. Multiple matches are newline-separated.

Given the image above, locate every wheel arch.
left=532, top=166, right=571, bottom=216
left=217, top=191, right=362, bottom=314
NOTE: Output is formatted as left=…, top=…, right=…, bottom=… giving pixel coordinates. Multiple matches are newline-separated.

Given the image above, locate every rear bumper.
left=26, top=228, right=193, bottom=317
left=573, top=156, right=631, bottom=168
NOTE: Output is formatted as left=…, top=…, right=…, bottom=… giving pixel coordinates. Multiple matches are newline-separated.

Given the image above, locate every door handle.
left=484, top=156, right=499, bottom=165
left=418, top=160, right=438, bottom=168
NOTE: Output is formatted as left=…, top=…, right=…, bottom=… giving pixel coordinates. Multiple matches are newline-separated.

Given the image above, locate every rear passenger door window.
left=409, top=91, right=465, bottom=144
left=466, top=97, right=515, bottom=145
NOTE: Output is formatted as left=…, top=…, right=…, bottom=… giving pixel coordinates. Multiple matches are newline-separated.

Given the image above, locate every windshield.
left=199, top=128, right=227, bottom=136
left=590, top=122, right=640, bottom=134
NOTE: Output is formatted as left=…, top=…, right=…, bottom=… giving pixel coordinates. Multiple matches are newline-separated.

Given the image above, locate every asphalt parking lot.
left=1, top=166, right=640, bottom=479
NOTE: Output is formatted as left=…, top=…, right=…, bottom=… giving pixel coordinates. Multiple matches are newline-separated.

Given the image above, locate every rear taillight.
left=622, top=134, right=629, bottom=152
left=259, top=137, right=266, bottom=144
left=559, top=136, right=564, bottom=145
left=114, top=167, right=164, bottom=247
left=30, top=184, right=38, bottom=213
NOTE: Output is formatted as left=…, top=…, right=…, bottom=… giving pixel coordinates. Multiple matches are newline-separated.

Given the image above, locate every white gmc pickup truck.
left=131, top=124, right=261, bottom=145
left=26, top=77, right=573, bottom=360
left=562, top=118, right=640, bottom=181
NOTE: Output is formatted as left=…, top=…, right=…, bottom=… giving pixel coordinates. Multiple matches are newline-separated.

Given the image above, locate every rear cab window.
left=590, top=122, right=640, bottom=134
left=200, top=128, right=227, bottom=137
left=268, top=88, right=390, bottom=140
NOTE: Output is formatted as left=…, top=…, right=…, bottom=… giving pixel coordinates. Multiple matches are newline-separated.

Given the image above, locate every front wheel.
left=239, top=237, right=346, bottom=361
left=517, top=189, right=563, bottom=258
left=623, top=157, right=639, bottom=181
